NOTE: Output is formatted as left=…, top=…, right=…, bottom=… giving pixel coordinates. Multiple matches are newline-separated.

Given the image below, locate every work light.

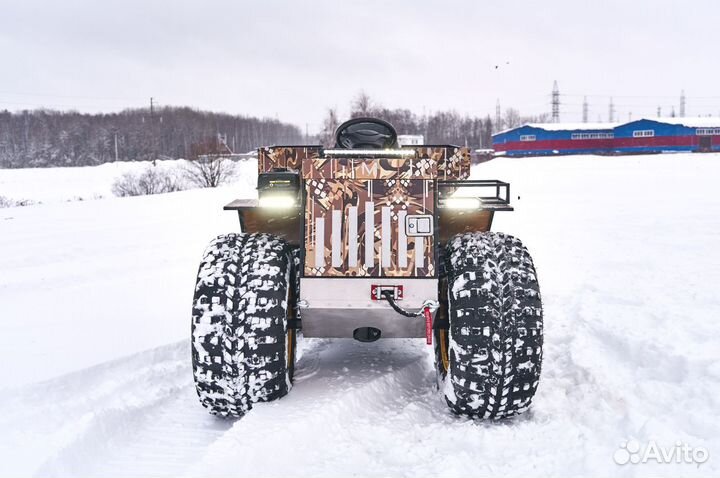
left=257, top=169, right=300, bottom=208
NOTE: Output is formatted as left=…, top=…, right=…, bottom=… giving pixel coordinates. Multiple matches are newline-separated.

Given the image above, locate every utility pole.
left=608, top=97, right=615, bottom=122
left=657, top=106, right=662, bottom=117
left=680, top=89, right=686, bottom=117
left=114, top=132, right=119, bottom=162
left=150, top=97, right=157, bottom=162
left=495, top=99, right=501, bottom=131
left=551, top=81, right=560, bottom=123
left=582, top=96, right=588, bottom=123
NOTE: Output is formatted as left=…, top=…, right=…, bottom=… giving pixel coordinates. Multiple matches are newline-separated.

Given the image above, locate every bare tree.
left=112, top=167, right=182, bottom=197
left=319, top=108, right=340, bottom=147
left=503, top=108, right=522, bottom=129
left=183, top=136, right=237, bottom=188
left=351, top=91, right=373, bottom=117
left=526, top=113, right=551, bottom=123
left=184, top=155, right=234, bottom=188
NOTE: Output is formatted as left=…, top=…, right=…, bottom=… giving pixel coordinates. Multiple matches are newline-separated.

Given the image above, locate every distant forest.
left=0, top=107, right=303, bottom=168
left=0, top=94, right=547, bottom=168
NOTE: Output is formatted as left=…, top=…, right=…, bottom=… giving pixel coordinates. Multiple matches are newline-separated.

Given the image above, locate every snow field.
left=0, top=158, right=257, bottom=205
left=0, top=153, right=718, bottom=477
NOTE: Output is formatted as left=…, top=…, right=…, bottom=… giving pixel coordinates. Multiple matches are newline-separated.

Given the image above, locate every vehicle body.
left=191, top=118, right=543, bottom=419
left=225, top=142, right=511, bottom=336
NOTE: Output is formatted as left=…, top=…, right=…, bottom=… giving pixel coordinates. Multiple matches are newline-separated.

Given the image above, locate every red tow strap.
left=423, top=306, right=433, bottom=345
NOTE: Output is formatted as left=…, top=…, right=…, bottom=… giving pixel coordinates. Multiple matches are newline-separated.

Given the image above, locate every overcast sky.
left=1, top=0, right=719, bottom=131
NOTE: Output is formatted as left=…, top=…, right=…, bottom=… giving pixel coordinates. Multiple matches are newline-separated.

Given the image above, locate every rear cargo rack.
left=437, top=180, right=513, bottom=211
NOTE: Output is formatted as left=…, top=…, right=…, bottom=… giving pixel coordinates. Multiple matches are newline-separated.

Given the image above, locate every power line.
left=562, top=92, right=720, bottom=100
left=561, top=93, right=675, bottom=99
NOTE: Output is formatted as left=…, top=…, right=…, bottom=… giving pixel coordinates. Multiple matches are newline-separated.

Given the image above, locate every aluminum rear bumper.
left=299, top=278, right=438, bottom=338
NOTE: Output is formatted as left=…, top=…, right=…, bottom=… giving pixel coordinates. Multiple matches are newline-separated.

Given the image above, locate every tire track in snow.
left=188, top=336, right=614, bottom=478
left=183, top=337, right=448, bottom=478
left=0, top=341, right=232, bottom=478
left=4, top=314, right=717, bottom=477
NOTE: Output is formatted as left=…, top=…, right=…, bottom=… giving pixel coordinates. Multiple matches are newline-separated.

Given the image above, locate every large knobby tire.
left=191, top=233, right=297, bottom=418
left=435, top=232, right=543, bottom=419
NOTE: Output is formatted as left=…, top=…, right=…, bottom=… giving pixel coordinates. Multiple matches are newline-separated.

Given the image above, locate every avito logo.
left=614, top=439, right=709, bottom=466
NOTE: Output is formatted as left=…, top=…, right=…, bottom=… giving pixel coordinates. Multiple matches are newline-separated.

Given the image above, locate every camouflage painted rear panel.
left=419, top=146, right=471, bottom=180
left=305, top=178, right=435, bottom=277
left=258, top=146, right=322, bottom=173
left=258, top=146, right=471, bottom=180
left=258, top=146, right=471, bottom=277
left=301, top=155, right=437, bottom=180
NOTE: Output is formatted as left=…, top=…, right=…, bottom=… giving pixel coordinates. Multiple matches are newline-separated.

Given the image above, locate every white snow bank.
left=0, top=158, right=257, bottom=205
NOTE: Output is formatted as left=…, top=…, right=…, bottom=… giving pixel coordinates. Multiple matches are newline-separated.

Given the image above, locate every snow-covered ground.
left=0, top=158, right=257, bottom=205
left=0, top=154, right=718, bottom=477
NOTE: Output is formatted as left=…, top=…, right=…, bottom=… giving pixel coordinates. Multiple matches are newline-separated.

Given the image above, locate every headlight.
left=258, top=194, right=297, bottom=208
left=257, top=170, right=300, bottom=208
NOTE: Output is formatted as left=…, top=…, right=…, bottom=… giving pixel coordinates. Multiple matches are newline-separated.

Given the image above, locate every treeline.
left=319, top=92, right=549, bottom=148
left=0, top=107, right=303, bottom=168
left=0, top=94, right=549, bottom=168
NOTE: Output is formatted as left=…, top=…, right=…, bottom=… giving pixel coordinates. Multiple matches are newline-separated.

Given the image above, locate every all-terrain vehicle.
left=191, top=118, right=543, bottom=419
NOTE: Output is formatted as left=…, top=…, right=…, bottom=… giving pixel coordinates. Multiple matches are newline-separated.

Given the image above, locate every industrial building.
left=397, top=134, right=424, bottom=146
left=492, top=123, right=618, bottom=156
left=613, top=118, right=720, bottom=154
left=493, top=118, right=720, bottom=156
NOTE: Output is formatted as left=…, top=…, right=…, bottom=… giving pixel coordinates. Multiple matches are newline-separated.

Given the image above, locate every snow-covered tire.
left=435, top=232, right=543, bottom=419
left=191, top=233, right=296, bottom=418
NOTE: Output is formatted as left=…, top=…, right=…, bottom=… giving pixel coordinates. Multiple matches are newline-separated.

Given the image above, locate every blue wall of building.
left=493, top=125, right=616, bottom=156
left=493, top=119, right=720, bottom=156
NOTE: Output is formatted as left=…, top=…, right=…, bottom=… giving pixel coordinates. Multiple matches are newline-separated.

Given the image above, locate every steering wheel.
left=334, top=117, right=398, bottom=149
